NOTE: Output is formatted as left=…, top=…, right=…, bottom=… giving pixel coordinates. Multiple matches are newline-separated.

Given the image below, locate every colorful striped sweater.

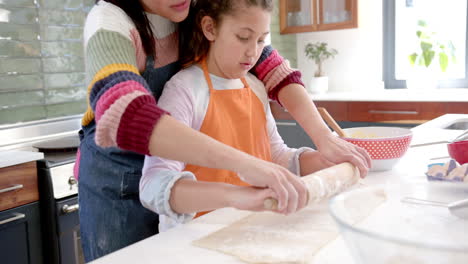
left=83, top=0, right=304, bottom=155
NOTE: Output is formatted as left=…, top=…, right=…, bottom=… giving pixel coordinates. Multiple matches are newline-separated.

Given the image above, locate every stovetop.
left=33, top=136, right=79, bottom=199
left=33, top=135, right=79, bottom=167
left=38, top=150, right=77, bottom=168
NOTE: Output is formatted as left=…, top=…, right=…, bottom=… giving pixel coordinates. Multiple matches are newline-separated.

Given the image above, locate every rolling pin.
left=317, top=107, right=347, bottom=137
left=264, top=162, right=360, bottom=210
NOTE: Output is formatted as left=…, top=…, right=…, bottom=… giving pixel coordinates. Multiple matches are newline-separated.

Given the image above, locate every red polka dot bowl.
left=341, top=127, right=413, bottom=171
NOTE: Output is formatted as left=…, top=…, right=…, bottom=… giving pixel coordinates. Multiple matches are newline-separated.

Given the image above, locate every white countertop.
left=310, top=88, right=468, bottom=102
left=0, top=150, right=44, bottom=168
left=90, top=115, right=466, bottom=264
left=90, top=149, right=433, bottom=264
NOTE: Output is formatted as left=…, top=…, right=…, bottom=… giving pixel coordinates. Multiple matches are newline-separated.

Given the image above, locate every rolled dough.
left=194, top=188, right=386, bottom=263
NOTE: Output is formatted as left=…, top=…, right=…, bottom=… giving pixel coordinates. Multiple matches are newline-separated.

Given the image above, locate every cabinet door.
left=0, top=202, right=42, bottom=264
left=280, top=0, right=358, bottom=34
left=280, top=0, right=316, bottom=34
left=276, top=120, right=316, bottom=149
left=317, top=0, right=358, bottom=31
left=0, top=162, right=39, bottom=212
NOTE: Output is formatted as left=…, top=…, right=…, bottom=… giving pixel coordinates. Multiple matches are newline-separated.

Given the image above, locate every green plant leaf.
left=422, top=50, right=435, bottom=67
left=416, top=30, right=422, bottom=38
left=439, top=53, right=448, bottom=72
left=408, top=53, right=417, bottom=65
left=448, top=41, right=457, bottom=63
left=418, top=20, right=427, bottom=27
left=420, top=41, right=432, bottom=52
left=418, top=55, right=425, bottom=67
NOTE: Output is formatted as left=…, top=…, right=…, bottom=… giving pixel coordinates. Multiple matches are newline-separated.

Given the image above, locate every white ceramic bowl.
left=341, top=127, right=412, bottom=171
left=329, top=182, right=468, bottom=264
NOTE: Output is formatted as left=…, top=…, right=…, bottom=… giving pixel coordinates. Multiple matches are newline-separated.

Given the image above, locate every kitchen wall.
left=0, top=0, right=93, bottom=125
left=0, top=0, right=297, bottom=125
left=296, top=0, right=384, bottom=92
left=271, top=0, right=298, bottom=68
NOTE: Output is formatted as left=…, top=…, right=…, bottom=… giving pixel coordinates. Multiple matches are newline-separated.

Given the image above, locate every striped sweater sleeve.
left=250, top=45, right=305, bottom=104
left=82, top=3, right=168, bottom=155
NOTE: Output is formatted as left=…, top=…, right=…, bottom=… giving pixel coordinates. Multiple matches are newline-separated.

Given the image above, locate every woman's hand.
left=315, top=133, right=371, bottom=177
left=237, top=159, right=308, bottom=215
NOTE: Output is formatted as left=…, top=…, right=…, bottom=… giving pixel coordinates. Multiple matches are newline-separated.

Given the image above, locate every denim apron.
left=78, top=56, right=180, bottom=262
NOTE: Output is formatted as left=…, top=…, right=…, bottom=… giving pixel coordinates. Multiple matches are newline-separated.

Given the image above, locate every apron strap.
left=201, top=58, right=249, bottom=92
left=201, top=59, right=215, bottom=92
left=240, top=77, right=249, bottom=88
left=145, top=55, right=156, bottom=71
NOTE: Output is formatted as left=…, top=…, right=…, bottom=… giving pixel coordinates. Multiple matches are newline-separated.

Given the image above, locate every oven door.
left=56, top=196, right=84, bottom=264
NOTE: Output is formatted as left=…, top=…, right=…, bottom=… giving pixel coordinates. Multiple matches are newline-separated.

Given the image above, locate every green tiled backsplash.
left=0, top=0, right=296, bottom=125
left=0, top=0, right=92, bottom=124
left=271, top=0, right=297, bottom=68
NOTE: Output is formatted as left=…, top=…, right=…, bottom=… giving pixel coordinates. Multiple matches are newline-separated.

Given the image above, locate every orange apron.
left=184, top=59, right=272, bottom=217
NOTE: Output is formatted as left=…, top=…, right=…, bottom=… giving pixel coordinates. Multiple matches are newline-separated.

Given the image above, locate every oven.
left=36, top=137, right=84, bottom=264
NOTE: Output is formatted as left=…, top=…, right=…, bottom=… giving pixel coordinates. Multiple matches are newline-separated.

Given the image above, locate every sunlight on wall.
left=0, top=8, right=11, bottom=22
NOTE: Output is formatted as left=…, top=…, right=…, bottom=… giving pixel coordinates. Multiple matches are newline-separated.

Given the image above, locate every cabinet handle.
left=62, top=204, right=79, bottom=214
left=276, top=122, right=296, bottom=126
left=0, top=184, right=23, bottom=194
left=0, top=213, right=26, bottom=225
left=368, top=110, right=418, bottom=115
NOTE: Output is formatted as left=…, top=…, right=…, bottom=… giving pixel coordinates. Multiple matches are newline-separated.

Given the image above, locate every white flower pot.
left=308, top=76, right=329, bottom=94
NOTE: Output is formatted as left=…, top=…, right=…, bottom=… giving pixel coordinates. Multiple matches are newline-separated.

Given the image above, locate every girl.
left=79, top=0, right=369, bottom=261
left=141, top=0, right=336, bottom=232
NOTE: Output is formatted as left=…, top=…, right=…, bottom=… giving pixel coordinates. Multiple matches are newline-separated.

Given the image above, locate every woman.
left=78, top=0, right=370, bottom=261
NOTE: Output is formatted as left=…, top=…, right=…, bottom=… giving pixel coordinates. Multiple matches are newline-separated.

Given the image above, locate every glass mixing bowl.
left=329, top=181, right=468, bottom=264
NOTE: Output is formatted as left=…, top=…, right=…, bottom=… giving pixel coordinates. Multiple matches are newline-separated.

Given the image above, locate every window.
left=383, top=0, right=468, bottom=88
left=0, top=1, right=93, bottom=125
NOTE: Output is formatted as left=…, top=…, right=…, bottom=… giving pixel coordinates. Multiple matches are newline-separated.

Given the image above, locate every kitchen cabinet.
left=271, top=101, right=468, bottom=128
left=0, top=161, right=42, bottom=264
left=279, top=0, right=358, bottom=34
left=0, top=202, right=42, bottom=264
left=0, top=162, right=39, bottom=211
left=276, top=120, right=316, bottom=148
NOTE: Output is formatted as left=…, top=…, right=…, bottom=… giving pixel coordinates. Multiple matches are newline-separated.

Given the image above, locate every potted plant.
left=304, top=42, right=338, bottom=94
left=406, top=20, right=456, bottom=89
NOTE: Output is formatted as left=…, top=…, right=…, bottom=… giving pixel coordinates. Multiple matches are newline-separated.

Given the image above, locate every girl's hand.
left=237, top=159, right=308, bottom=215
left=315, top=133, right=371, bottom=178
left=227, top=186, right=281, bottom=213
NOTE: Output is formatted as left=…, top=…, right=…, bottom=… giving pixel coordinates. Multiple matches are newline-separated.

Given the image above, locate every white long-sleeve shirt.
left=141, top=65, right=312, bottom=231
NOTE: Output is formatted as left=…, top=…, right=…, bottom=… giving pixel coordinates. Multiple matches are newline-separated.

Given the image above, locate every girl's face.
left=140, top=0, right=190, bottom=22
left=204, top=6, right=271, bottom=79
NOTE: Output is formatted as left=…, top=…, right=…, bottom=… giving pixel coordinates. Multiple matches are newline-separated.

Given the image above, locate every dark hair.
left=98, top=0, right=155, bottom=56
left=179, top=0, right=273, bottom=68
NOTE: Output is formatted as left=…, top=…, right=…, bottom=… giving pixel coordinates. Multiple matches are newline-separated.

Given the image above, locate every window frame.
left=383, top=0, right=468, bottom=89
